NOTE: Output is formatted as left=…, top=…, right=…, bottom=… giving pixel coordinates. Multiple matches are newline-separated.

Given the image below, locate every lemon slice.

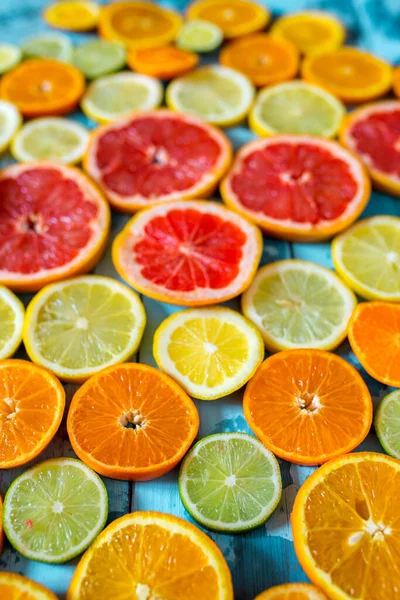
left=0, top=286, right=24, bottom=359
left=166, top=65, right=255, bottom=126
left=0, top=100, right=22, bottom=153
left=153, top=307, right=264, bottom=400
left=44, top=1, right=100, bottom=32
left=81, top=72, right=163, bottom=123
left=0, top=44, right=21, bottom=74
left=177, top=19, right=223, bottom=52
left=11, top=117, right=90, bottom=164
left=21, top=33, right=73, bottom=62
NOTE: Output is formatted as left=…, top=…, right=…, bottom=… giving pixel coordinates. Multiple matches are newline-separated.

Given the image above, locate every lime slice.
left=21, top=33, right=73, bottom=62
left=11, top=117, right=90, bottom=164
left=3, top=458, right=108, bottom=563
left=177, top=19, right=223, bottom=52
left=179, top=432, right=282, bottom=532
left=249, top=80, right=345, bottom=137
left=375, top=390, right=400, bottom=459
left=0, top=100, right=22, bottom=153
left=242, top=259, right=356, bottom=352
left=0, top=286, right=24, bottom=359
left=0, top=43, right=21, bottom=74
left=73, top=39, right=126, bottom=79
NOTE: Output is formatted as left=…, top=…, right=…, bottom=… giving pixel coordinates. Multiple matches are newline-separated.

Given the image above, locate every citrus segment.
left=177, top=19, right=223, bottom=52
left=21, top=33, right=73, bottom=61
left=127, top=46, right=199, bottom=80
left=187, top=0, right=270, bottom=38
left=375, top=390, right=400, bottom=459
left=0, top=100, right=21, bottom=154
left=44, top=1, right=99, bottom=31
left=244, top=349, right=373, bottom=465
left=255, top=583, right=329, bottom=600
left=0, top=44, right=22, bottom=74
left=0, top=287, right=24, bottom=359
left=73, top=40, right=126, bottom=79
left=112, top=200, right=262, bottom=306
left=67, top=363, right=199, bottom=480
left=0, top=493, right=3, bottom=554
left=0, top=572, right=57, bottom=600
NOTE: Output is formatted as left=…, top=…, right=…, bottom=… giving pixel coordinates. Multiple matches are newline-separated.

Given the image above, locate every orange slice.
left=44, top=1, right=99, bottom=32
left=187, top=0, right=270, bottom=38
left=255, top=583, right=328, bottom=600
left=0, top=572, right=57, bottom=600
left=348, top=302, right=400, bottom=387
left=302, top=47, right=393, bottom=104
left=243, top=349, right=372, bottom=465
left=67, top=363, right=199, bottom=480
left=0, top=359, right=65, bottom=469
left=219, top=34, right=298, bottom=87
left=292, top=452, right=400, bottom=600
left=0, top=58, right=85, bottom=117
left=393, top=66, right=400, bottom=97
left=127, top=45, right=199, bottom=79
left=98, top=1, right=182, bottom=51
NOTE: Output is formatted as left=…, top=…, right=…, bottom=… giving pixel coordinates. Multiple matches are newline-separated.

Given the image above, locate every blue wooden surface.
left=0, top=1, right=399, bottom=599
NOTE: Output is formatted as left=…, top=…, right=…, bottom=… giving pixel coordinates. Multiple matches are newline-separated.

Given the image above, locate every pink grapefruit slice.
left=112, top=199, right=262, bottom=306
left=0, top=162, right=110, bottom=292
left=84, top=110, right=232, bottom=213
left=220, top=135, right=370, bottom=242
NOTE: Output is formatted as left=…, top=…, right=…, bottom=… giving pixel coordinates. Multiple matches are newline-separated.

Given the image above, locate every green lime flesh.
left=177, top=20, right=223, bottom=52
left=0, top=44, right=22, bottom=74
left=21, top=33, right=73, bottom=61
left=73, top=40, right=126, bottom=79
left=375, top=390, right=400, bottom=459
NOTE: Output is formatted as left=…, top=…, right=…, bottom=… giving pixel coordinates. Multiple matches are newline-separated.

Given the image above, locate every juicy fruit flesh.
left=376, top=391, right=400, bottom=457
left=222, top=38, right=295, bottom=79
left=0, top=300, right=19, bottom=350
left=308, top=52, right=386, bottom=88
left=86, top=77, right=159, bottom=116
left=21, top=124, right=83, bottom=160
left=111, top=6, right=172, bottom=38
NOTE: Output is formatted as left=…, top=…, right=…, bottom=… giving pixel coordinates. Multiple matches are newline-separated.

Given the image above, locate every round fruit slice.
left=348, top=302, right=400, bottom=387
left=73, top=40, right=126, bottom=79
left=24, top=275, right=146, bottom=383
left=0, top=572, right=57, bottom=600
left=0, top=100, right=21, bottom=154
left=0, top=58, right=85, bottom=118
left=393, top=66, right=400, bottom=97
left=0, top=359, right=65, bottom=468
left=255, top=583, right=329, bottom=600
left=242, top=260, right=356, bottom=352
left=127, top=46, right=199, bottom=80
left=179, top=433, right=281, bottom=532
left=98, top=1, right=182, bottom=51
left=244, top=349, right=372, bottom=465
left=219, top=35, right=299, bottom=88
left=84, top=111, right=232, bottom=211
left=375, top=390, right=400, bottom=459
left=0, top=162, right=110, bottom=292
left=67, top=363, right=199, bottom=480
left=43, top=1, right=99, bottom=31
left=292, top=452, right=400, bottom=600
left=332, top=215, right=400, bottom=301
left=21, top=33, right=73, bottom=61
left=177, top=19, right=223, bottom=52
left=302, top=47, right=393, bottom=104
left=221, top=135, right=370, bottom=242
left=0, top=494, right=3, bottom=553
left=154, top=307, right=264, bottom=399
left=249, top=81, right=345, bottom=137
left=0, top=43, right=21, bottom=74
left=112, top=200, right=262, bottom=306
left=166, top=65, right=255, bottom=127
left=3, top=458, right=107, bottom=563
left=11, top=117, right=90, bottom=164
left=186, top=0, right=270, bottom=38
left=340, top=101, right=400, bottom=197
left=0, top=288, right=24, bottom=359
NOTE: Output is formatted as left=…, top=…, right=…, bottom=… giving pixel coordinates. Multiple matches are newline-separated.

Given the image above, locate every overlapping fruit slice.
left=0, top=572, right=57, bottom=600
left=127, top=46, right=199, bottom=79
left=255, top=583, right=328, bottom=600
left=186, top=0, right=270, bottom=38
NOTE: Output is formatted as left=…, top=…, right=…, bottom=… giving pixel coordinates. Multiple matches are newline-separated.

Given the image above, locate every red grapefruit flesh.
left=0, top=162, right=110, bottom=292
left=84, top=110, right=232, bottom=213
left=112, top=199, right=262, bottom=306
left=221, top=135, right=370, bottom=242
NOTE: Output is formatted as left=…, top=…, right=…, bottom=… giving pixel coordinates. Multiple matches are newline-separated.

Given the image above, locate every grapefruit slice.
left=0, top=162, right=110, bottom=292
left=112, top=199, right=262, bottom=306
left=84, top=110, right=232, bottom=212
left=220, top=135, right=370, bottom=242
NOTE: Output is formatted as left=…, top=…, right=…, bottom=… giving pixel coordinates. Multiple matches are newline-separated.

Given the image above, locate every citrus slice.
left=186, top=0, right=270, bottom=38
left=332, top=215, right=400, bottom=301
left=348, top=302, right=400, bottom=387
left=249, top=81, right=345, bottom=137
left=375, top=390, right=400, bottom=459
left=3, top=457, right=107, bottom=563
left=0, top=288, right=24, bottom=359
left=393, top=66, right=400, bottom=97
left=0, top=58, right=85, bottom=117
left=242, top=260, right=356, bottom=352
left=302, top=47, right=393, bottom=104
left=21, top=33, right=73, bottom=62
left=255, top=583, right=329, bottom=600
left=244, top=349, right=372, bottom=465
left=127, top=46, right=199, bottom=80
left=219, top=35, right=299, bottom=88
left=0, top=162, right=110, bottom=292
left=112, top=200, right=262, bottom=306
left=84, top=110, right=232, bottom=211
left=81, top=72, right=163, bottom=123
left=0, top=572, right=57, bottom=600
left=73, top=40, right=126, bottom=79
left=24, top=275, right=146, bottom=383
left=11, top=117, right=90, bottom=164
left=68, top=363, right=199, bottom=480
left=153, top=307, right=264, bottom=399
left=0, top=493, right=3, bottom=554
left=0, top=359, right=65, bottom=468
left=340, top=100, right=400, bottom=196
left=270, top=11, right=345, bottom=57
left=292, top=452, right=400, bottom=600
left=0, top=43, right=21, bottom=74
left=221, top=135, right=370, bottom=242
left=98, top=1, right=182, bottom=51
left=179, top=432, right=281, bottom=532
left=0, top=100, right=21, bottom=154
left=44, top=1, right=99, bottom=32
left=177, top=19, right=223, bottom=52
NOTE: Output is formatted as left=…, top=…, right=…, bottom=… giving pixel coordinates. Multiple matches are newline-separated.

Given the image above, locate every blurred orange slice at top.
left=187, top=0, right=270, bottom=38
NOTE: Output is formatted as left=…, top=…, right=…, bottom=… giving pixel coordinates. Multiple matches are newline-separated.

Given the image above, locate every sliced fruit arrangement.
left=113, top=200, right=262, bottom=306
left=3, top=458, right=107, bottom=563
left=0, top=43, right=22, bottom=74
left=242, top=260, right=357, bottom=352
left=292, top=452, right=400, bottom=600
left=44, top=0, right=100, bottom=31
left=84, top=111, right=232, bottom=211
left=0, top=100, right=21, bottom=154
left=0, top=162, right=110, bottom=292
left=67, top=363, right=199, bottom=480
left=21, top=33, right=73, bottom=61
left=127, top=46, right=199, bottom=80
left=221, top=135, right=370, bottom=241
left=0, top=287, right=24, bottom=359
left=0, top=572, right=57, bottom=600
left=244, top=349, right=372, bottom=465
left=187, top=0, right=270, bottom=38
left=375, top=390, right=400, bottom=459
left=24, top=275, right=146, bottom=382
left=255, top=583, right=329, bottom=600
left=179, top=432, right=281, bottom=532
left=154, top=307, right=264, bottom=399
left=73, top=40, right=126, bottom=79
left=67, top=511, right=233, bottom=600
left=348, top=302, right=400, bottom=387
left=177, top=19, right=223, bottom=52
